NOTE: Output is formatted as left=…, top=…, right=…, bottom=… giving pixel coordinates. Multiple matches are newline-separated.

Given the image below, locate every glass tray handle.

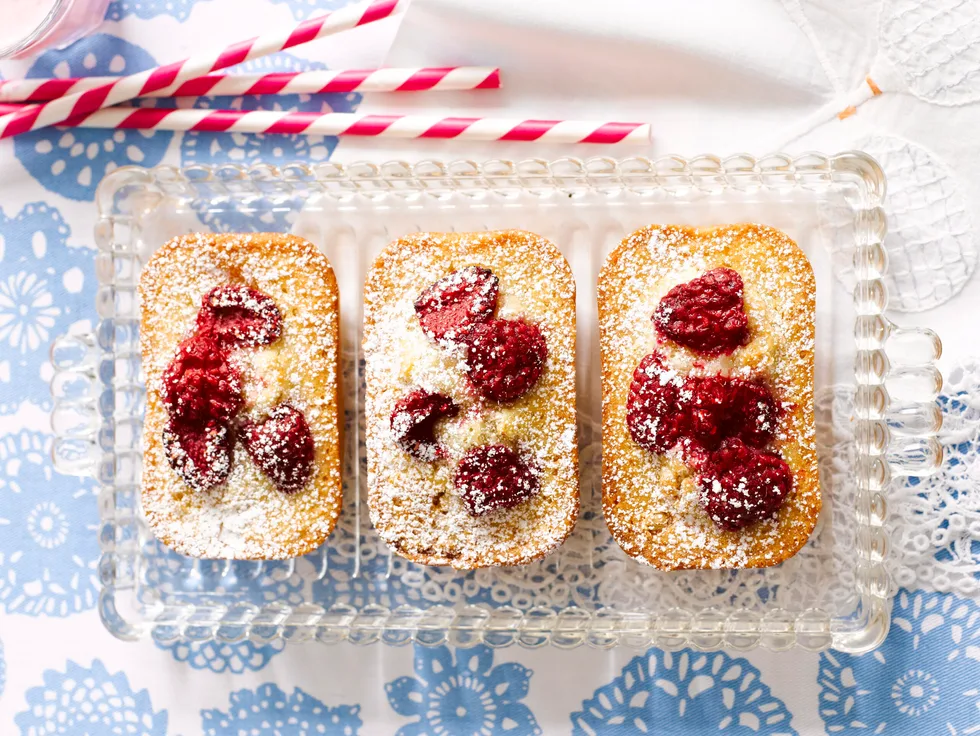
left=883, top=322, right=943, bottom=479
left=50, top=331, right=100, bottom=477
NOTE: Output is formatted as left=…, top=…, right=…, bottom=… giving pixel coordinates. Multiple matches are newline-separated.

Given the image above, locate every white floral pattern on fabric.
left=879, top=0, right=980, bottom=105
left=202, top=683, right=362, bottom=735
left=12, top=35, right=175, bottom=202
left=14, top=659, right=168, bottom=735
left=818, top=589, right=980, bottom=733
left=386, top=645, right=540, bottom=736
left=25, top=500, right=70, bottom=549
left=0, top=431, right=99, bottom=616
left=0, top=202, right=94, bottom=413
left=0, top=271, right=58, bottom=353
left=571, top=650, right=797, bottom=735
left=164, top=640, right=287, bottom=673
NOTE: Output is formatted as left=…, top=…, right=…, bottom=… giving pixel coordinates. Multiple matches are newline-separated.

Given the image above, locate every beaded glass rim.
left=49, top=152, right=943, bottom=652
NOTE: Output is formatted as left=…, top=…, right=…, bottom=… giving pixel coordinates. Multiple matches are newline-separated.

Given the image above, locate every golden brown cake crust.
left=598, top=224, right=819, bottom=570
left=364, top=230, right=579, bottom=569
left=139, top=233, right=341, bottom=560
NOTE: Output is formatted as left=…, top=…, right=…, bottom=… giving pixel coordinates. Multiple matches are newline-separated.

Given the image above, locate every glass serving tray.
left=50, top=153, right=943, bottom=653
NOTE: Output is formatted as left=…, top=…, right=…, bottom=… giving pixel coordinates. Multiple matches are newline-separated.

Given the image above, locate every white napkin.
left=338, top=0, right=837, bottom=158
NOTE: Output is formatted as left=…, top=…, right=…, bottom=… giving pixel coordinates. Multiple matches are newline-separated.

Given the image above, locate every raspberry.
left=161, top=335, right=243, bottom=425
left=414, top=266, right=499, bottom=343
left=241, top=404, right=315, bottom=493
left=463, top=319, right=547, bottom=402
left=728, top=380, right=778, bottom=447
left=454, top=444, right=539, bottom=516
left=654, top=268, right=749, bottom=355
left=626, top=352, right=687, bottom=454
left=627, top=354, right=780, bottom=456
left=163, top=419, right=234, bottom=491
left=197, top=285, right=283, bottom=348
left=698, top=439, right=792, bottom=531
left=390, top=389, right=459, bottom=462
left=686, top=375, right=731, bottom=451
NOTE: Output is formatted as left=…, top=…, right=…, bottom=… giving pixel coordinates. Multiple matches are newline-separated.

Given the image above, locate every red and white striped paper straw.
left=0, top=67, right=501, bottom=103
left=28, top=107, right=651, bottom=144
left=0, top=0, right=405, bottom=139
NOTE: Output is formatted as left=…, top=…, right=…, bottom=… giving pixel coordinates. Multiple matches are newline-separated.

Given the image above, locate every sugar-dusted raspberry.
left=163, top=419, right=234, bottom=491
left=728, top=380, right=778, bottom=447
left=390, top=389, right=460, bottom=461
left=685, top=375, right=731, bottom=451
left=414, top=266, right=499, bottom=343
left=653, top=268, right=749, bottom=355
left=627, top=350, right=781, bottom=457
left=161, top=334, right=243, bottom=425
left=454, top=444, right=539, bottom=516
left=463, top=319, right=547, bottom=402
left=698, top=439, right=792, bottom=531
left=241, top=404, right=315, bottom=493
left=197, top=284, right=283, bottom=348
left=626, top=352, right=687, bottom=454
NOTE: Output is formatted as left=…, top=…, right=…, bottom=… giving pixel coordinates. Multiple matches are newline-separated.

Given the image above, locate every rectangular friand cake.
left=598, top=224, right=819, bottom=570
left=139, top=233, right=341, bottom=560
left=364, top=230, right=579, bottom=569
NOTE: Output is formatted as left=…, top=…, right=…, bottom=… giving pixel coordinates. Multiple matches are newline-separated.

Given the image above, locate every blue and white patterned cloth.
left=0, top=0, right=979, bottom=733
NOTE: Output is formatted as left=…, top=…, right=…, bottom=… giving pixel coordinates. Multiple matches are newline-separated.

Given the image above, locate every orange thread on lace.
left=838, top=77, right=882, bottom=120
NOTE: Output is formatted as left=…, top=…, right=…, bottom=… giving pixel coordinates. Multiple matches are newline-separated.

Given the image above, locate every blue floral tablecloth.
left=0, top=0, right=978, bottom=733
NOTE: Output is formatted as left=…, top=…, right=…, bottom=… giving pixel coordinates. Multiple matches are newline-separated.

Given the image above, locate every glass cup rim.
left=0, top=0, right=74, bottom=61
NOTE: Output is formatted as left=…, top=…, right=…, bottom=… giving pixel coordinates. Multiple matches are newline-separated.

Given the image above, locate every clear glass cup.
left=0, top=0, right=110, bottom=60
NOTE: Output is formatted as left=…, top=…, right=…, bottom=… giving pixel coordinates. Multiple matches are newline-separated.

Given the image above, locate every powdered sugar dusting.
left=364, top=230, right=578, bottom=569
left=598, top=224, right=820, bottom=570
left=414, top=265, right=499, bottom=344
left=197, top=284, right=283, bottom=348
left=139, top=233, right=341, bottom=560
